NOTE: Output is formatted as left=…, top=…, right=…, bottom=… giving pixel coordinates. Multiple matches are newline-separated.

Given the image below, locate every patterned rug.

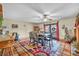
left=0, top=39, right=74, bottom=56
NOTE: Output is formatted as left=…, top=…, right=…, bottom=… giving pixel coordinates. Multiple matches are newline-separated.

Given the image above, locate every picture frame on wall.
left=12, top=24, right=18, bottom=28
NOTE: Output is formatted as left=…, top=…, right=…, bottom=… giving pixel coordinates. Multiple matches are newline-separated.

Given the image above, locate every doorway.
left=44, top=21, right=59, bottom=41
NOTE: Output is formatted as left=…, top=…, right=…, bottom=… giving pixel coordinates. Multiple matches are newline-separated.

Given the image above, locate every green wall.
left=0, top=16, right=3, bottom=27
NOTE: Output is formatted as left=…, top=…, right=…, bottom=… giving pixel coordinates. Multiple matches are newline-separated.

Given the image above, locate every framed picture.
left=12, top=24, right=18, bottom=28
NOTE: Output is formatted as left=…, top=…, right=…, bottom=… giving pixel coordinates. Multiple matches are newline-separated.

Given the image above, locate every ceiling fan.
left=36, top=14, right=62, bottom=22
left=25, top=4, right=62, bottom=22
left=24, top=14, right=62, bottom=23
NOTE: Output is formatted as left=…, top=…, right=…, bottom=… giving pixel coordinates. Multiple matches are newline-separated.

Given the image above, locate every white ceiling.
left=2, top=3, right=79, bottom=23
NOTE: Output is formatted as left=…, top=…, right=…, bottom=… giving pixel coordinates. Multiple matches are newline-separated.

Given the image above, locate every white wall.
left=2, top=19, right=33, bottom=39
left=59, top=18, right=75, bottom=40
left=2, top=18, right=75, bottom=40
left=36, top=18, right=75, bottom=40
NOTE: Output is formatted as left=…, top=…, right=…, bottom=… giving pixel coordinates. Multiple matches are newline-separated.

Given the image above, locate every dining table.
left=0, top=35, right=14, bottom=48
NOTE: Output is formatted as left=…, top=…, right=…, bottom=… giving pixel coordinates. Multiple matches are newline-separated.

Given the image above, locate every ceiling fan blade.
left=47, top=15, right=61, bottom=19
left=25, top=16, right=40, bottom=18
left=22, top=16, right=42, bottom=20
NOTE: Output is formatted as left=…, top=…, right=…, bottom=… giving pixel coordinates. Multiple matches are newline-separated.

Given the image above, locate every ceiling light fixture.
left=44, top=18, right=48, bottom=22
left=43, top=15, right=48, bottom=22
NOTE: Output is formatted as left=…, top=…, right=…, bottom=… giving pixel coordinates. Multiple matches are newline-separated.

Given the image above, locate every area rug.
left=0, top=39, right=73, bottom=56
left=19, top=41, right=49, bottom=56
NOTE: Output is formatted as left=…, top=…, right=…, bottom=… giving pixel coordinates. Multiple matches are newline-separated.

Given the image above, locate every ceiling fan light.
left=44, top=18, right=47, bottom=22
